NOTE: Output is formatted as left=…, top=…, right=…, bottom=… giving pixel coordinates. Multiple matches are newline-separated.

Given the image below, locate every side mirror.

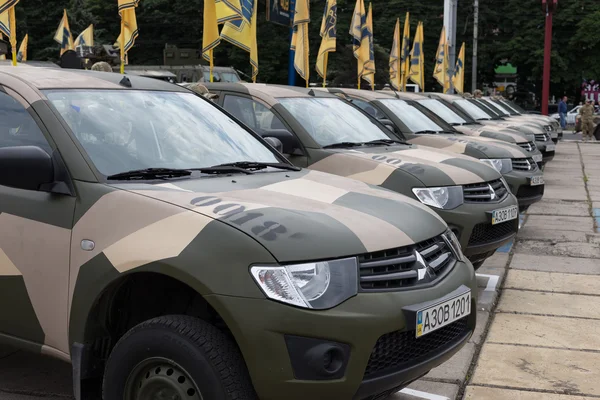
left=379, top=119, right=397, bottom=133
left=260, top=128, right=302, bottom=155
left=0, top=146, right=54, bottom=191
left=263, top=136, right=284, bottom=153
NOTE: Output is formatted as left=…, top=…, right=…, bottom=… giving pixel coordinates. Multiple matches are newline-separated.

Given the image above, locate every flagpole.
left=323, top=52, right=328, bottom=88
left=120, top=16, right=125, bottom=74
left=9, top=7, right=16, bottom=66
left=210, top=49, right=214, bottom=82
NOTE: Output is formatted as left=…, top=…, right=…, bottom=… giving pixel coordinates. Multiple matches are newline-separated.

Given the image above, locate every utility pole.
left=541, top=0, right=557, bottom=115
left=472, top=0, right=479, bottom=92
left=444, top=0, right=458, bottom=93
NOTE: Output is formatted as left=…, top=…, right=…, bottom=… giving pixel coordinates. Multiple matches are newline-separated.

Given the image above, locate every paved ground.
left=1, top=141, right=599, bottom=400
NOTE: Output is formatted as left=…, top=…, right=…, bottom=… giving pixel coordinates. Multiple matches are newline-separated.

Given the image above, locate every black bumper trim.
left=352, top=309, right=474, bottom=400
left=517, top=194, right=544, bottom=207
left=353, top=330, right=471, bottom=400
left=464, top=231, right=516, bottom=256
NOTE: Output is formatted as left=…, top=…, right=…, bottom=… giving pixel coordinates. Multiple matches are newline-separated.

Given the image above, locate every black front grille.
left=463, top=179, right=508, bottom=203
left=517, top=184, right=545, bottom=199
left=364, top=317, right=469, bottom=379
left=512, top=158, right=538, bottom=171
left=359, top=235, right=455, bottom=292
left=468, top=219, right=519, bottom=247
left=517, top=141, right=537, bottom=152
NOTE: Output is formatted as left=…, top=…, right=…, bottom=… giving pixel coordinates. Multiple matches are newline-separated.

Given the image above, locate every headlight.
left=250, top=257, right=358, bottom=309
left=479, top=158, right=513, bottom=174
left=412, top=186, right=463, bottom=210
left=442, top=229, right=466, bottom=262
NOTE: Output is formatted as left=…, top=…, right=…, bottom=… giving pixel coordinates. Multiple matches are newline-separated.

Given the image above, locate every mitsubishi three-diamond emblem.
left=414, top=250, right=433, bottom=281
left=488, top=184, right=497, bottom=200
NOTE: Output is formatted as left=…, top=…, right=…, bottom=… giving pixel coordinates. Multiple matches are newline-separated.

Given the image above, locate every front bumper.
left=436, top=195, right=519, bottom=264
left=536, top=141, right=556, bottom=163
left=504, top=169, right=545, bottom=210
left=207, top=262, right=477, bottom=400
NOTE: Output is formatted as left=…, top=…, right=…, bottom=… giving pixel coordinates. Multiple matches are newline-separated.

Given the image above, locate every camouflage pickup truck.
left=0, top=67, right=476, bottom=400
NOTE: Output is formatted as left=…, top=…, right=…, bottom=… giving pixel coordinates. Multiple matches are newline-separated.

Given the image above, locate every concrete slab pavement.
left=464, top=142, right=600, bottom=400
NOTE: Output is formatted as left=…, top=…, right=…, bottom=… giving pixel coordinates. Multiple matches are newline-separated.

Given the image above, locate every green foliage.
left=11, top=0, right=600, bottom=98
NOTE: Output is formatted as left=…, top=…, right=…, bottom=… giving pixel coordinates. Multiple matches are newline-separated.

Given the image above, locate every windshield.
left=455, top=99, right=494, bottom=120
left=418, top=99, right=468, bottom=125
left=278, top=97, right=390, bottom=146
left=44, top=90, right=279, bottom=176
left=489, top=100, right=516, bottom=115
left=219, top=72, right=240, bottom=82
left=477, top=100, right=504, bottom=117
left=380, top=99, right=444, bottom=133
left=504, top=100, right=526, bottom=114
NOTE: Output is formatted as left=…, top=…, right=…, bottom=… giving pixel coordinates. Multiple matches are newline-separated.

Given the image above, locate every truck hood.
left=455, top=125, right=533, bottom=144
left=309, top=145, right=501, bottom=188
left=407, top=134, right=530, bottom=159
left=111, top=169, right=447, bottom=262
left=478, top=120, right=541, bottom=135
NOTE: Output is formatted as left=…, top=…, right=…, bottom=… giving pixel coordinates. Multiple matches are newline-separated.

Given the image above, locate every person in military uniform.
left=90, top=61, right=113, bottom=72
left=579, top=99, right=595, bottom=141
left=186, top=82, right=219, bottom=101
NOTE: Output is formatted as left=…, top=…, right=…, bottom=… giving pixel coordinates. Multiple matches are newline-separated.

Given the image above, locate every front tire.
left=102, top=315, right=257, bottom=400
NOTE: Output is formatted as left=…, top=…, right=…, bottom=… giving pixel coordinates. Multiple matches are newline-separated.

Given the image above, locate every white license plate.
left=532, top=154, right=543, bottom=162
left=530, top=176, right=544, bottom=186
left=416, top=291, right=471, bottom=338
left=492, top=205, right=519, bottom=225
left=545, top=144, right=556, bottom=151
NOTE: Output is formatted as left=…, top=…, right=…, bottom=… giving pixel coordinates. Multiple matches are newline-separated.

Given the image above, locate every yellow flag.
left=349, top=0, right=366, bottom=88
left=74, top=24, right=94, bottom=48
left=452, top=42, right=465, bottom=93
left=0, top=0, right=18, bottom=15
left=215, top=0, right=242, bottom=23
left=433, top=26, right=449, bottom=91
left=316, top=0, right=336, bottom=86
left=389, top=18, right=401, bottom=90
left=0, top=32, right=4, bottom=60
left=0, top=9, right=8, bottom=38
left=400, top=12, right=410, bottom=91
left=1, top=0, right=19, bottom=65
left=409, top=22, right=424, bottom=90
left=54, top=9, right=74, bottom=56
left=115, top=0, right=140, bottom=69
left=291, top=0, right=310, bottom=87
left=220, top=0, right=258, bottom=81
left=16, top=32, right=26, bottom=62
left=202, top=0, right=220, bottom=82
left=361, top=2, right=375, bottom=89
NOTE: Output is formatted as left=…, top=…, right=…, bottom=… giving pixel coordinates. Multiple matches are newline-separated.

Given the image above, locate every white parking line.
left=398, top=388, right=450, bottom=400
left=476, top=273, right=500, bottom=292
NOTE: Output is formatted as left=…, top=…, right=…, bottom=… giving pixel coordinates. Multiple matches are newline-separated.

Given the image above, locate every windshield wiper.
left=476, top=118, right=492, bottom=121
left=450, top=122, right=464, bottom=126
left=414, top=130, right=440, bottom=134
left=203, top=161, right=301, bottom=172
left=363, top=138, right=408, bottom=146
left=107, top=168, right=192, bottom=180
left=323, top=142, right=365, bottom=149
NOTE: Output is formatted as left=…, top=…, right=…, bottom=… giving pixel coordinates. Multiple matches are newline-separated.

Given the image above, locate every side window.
left=223, top=95, right=287, bottom=133
left=350, top=98, right=386, bottom=119
left=0, top=91, right=52, bottom=154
